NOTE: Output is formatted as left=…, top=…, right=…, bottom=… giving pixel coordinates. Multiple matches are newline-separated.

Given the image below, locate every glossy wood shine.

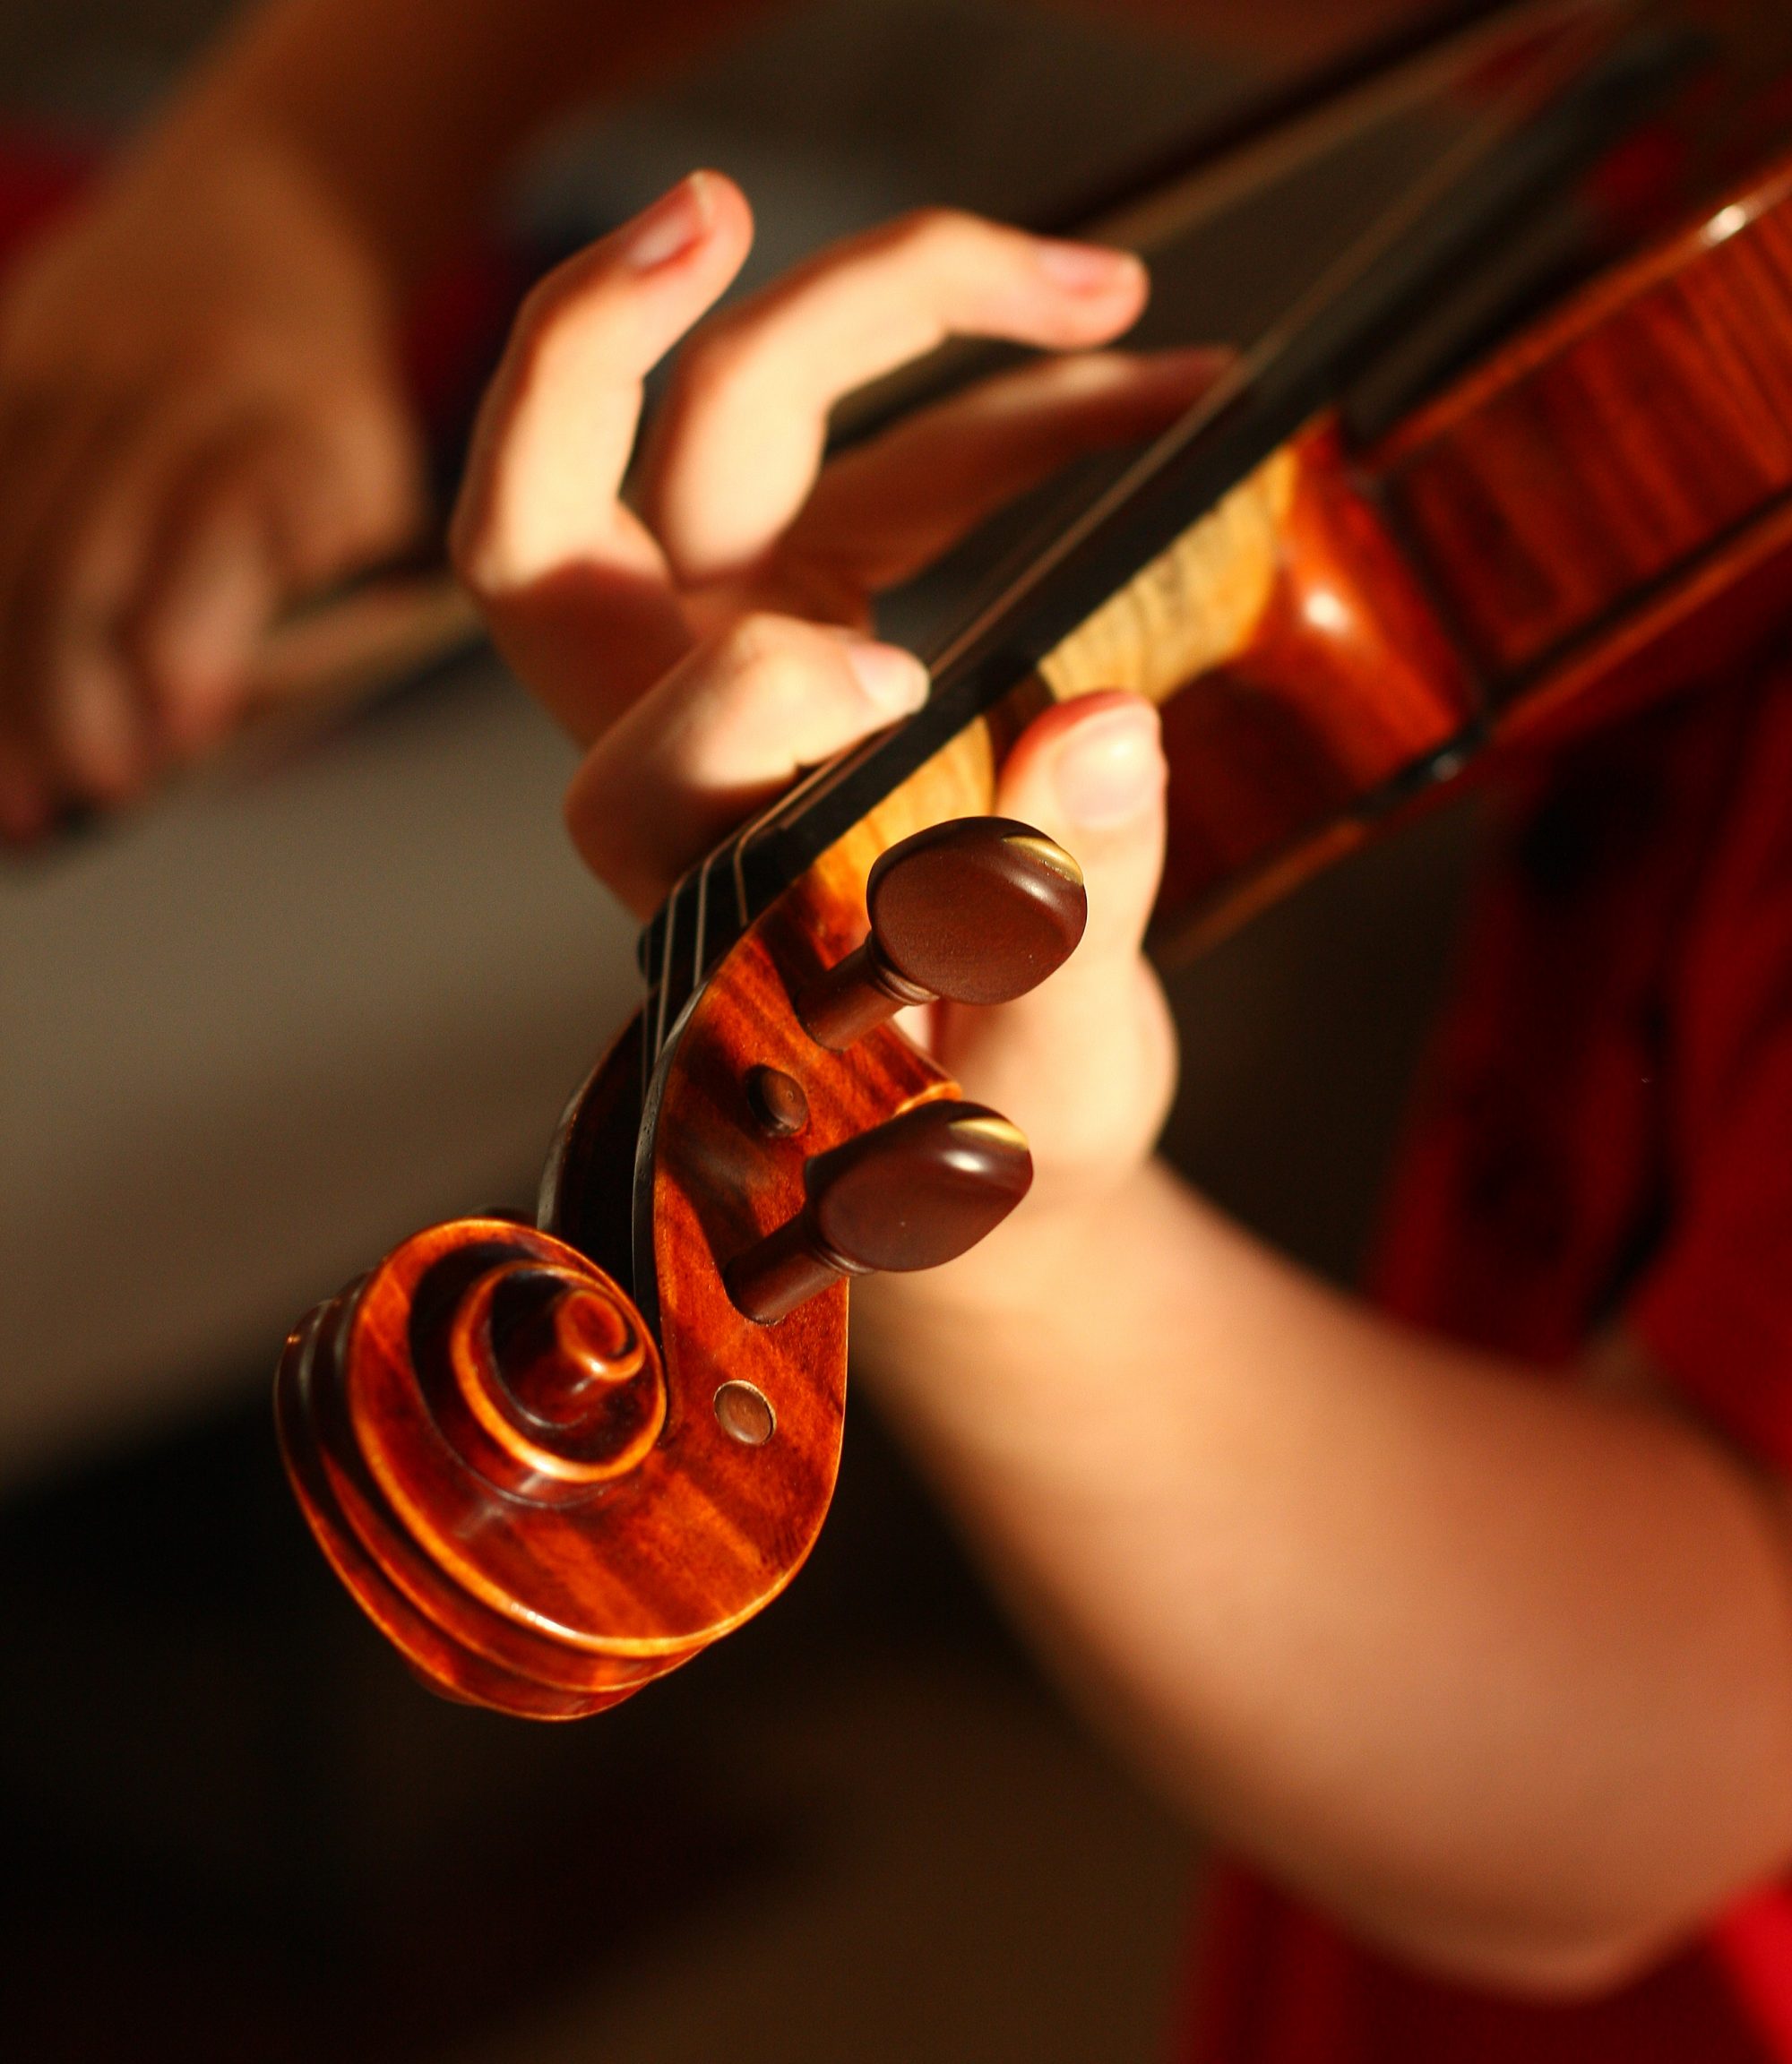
left=1015, top=147, right=1792, bottom=950
left=280, top=140, right=1792, bottom=1721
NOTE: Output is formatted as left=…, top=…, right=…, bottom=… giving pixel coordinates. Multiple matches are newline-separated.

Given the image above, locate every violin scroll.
left=276, top=1218, right=704, bottom=1716
left=276, top=787, right=1080, bottom=1716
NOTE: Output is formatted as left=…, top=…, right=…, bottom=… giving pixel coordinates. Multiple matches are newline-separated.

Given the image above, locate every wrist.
left=168, top=108, right=395, bottom=288
left=849, top=1157, right=1220, bottom=1529
left=852, top=1157, right=1179, bottom=1394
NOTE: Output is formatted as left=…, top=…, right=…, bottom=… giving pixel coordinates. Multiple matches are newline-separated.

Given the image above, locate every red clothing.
left=1185, top=658, right=1792, bottom=2062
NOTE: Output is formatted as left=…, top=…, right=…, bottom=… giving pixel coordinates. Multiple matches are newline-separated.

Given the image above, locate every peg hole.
left=714, top=1380, right=776, bottom=1447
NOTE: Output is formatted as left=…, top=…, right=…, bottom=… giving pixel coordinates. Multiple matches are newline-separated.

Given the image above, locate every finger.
left=0, top=715, right=50, bottom=842
left=280, top=367, right=426, bottom=593
left=938, top=691, right=1176, bottom=1177
left=1, top=394, right=178, bottom=804
left=23, top=398, right=235, bottom=800
left=125, top=463, right=285, bottom=753
left=0, top=382, right=105, bottom=637
left=129, top=393, right=424, bottom=752
left=564, top=614, right=928, bottom=916
left=0, top=391, right=127, bottom=827
left=451, top=171, right=754, bottom=740
left=640, top=210, right=1150, bottom=585
left=778, top=346, right=1228, bottom=598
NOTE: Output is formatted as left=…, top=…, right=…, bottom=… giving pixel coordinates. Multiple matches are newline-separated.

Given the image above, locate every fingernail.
left=846, top=640, right=930, bottom=716
left=623, top=172, right=713, bottom=271
left=1052, top=703, right=1164, bottom=828
left=1035, top=238, right=1143, bottom=294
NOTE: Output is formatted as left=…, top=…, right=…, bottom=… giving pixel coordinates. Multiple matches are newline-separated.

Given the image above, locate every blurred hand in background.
left=0, top=0, right=773, bottom=840
left=0, top=124, right=424, bottom=838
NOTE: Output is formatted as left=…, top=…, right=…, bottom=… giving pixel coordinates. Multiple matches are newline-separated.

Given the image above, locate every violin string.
left=1081, top=0, right=1620, bottom=278
left=715, top=0, right=1637, bottom=899
left=691, top=844, right=716, bottom=1002
left=636, top=0, right=1633, bottom=1041
left=654, top=882, right=678, bottom=1069
left=642, top=827, right=749, bottom=1068
left=828, top=0, right=1619, bottom=451
left=918, top=5, right=1613, bottom=684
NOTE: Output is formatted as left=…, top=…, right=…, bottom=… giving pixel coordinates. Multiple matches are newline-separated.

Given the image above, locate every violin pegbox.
left=646, top=812, right=1086, bottom=1337
left=275, top=815, right=1084, bottom=1721
left=632, top=809, right=1082, bottom=1516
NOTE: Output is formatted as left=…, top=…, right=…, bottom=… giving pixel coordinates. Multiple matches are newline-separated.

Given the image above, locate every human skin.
left=0, top=0, right=1417, bottom=836
left=450, top=170, right=1792, bottom=1999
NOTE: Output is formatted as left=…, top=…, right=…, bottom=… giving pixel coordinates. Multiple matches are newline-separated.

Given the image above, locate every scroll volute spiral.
left=277, top=743, right=1083, bottom=1717
left=278, top=1221, right=691, bottom=1716
left=276, top=1157, right=866, bottom=1718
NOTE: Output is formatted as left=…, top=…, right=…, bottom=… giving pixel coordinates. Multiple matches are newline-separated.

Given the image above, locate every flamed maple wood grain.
left=1379, top=159, right=1792, bottom=696
left=1033, top=421, right=1476, bottom=929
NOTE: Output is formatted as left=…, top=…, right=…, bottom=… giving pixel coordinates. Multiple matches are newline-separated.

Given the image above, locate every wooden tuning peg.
left=797, top=817, right=1086, bottom=1050
left=725, top=1099, right=1032, bottom=1323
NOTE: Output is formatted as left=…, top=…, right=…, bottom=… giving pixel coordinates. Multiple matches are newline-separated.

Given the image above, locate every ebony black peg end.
left=724, top=1099, right=1032, bottom=1324
left=797, top=817, right=1087, bottom=1051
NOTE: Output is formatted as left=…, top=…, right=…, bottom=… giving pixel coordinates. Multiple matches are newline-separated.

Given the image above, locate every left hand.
left=452, top=170, right=1205, bottom=1224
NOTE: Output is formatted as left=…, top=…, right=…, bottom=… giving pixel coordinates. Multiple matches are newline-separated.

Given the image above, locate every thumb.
left=936, top=690, right=1176, bottom=1181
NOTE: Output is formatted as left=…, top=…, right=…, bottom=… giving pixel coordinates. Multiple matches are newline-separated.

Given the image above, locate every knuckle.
left=512, top=269, right=573, bottom=352
left=507, top=247, right=614, bottom=375
left=562, top=759, right=655, bottom=917
left=563, top=749, right=631, bottom=873
left=718, top=613, right=836, bottom=713
left=447, top=478, right=513, bottom=596
left=666, top=320, right=756, bottom=416
left=446, top=502, right=495, bottom=594
left=718, top=609, right=804, bottom=679
left=332, top=417, right=426, bottom=542
left=500, top=283, right=581, bottom=401
left=562, top=770, right=613, bottom=871
left=882, top=206, right=980, bottom=256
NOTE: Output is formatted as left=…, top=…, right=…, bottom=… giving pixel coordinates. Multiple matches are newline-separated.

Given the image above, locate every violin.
left=276, top=0, right=1792, bottom=1716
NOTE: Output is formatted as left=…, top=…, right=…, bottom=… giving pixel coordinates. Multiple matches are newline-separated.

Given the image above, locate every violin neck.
left=634, top=1, right=1694, bottom=1039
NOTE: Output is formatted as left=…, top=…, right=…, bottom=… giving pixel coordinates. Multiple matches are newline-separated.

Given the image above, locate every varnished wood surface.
left=281, top=133, right=1792, bottom=1723
left=1031, top=420, right=1475, bottom=928
left=279, top=774, right=987, bottom=1714
left=1012, top=145, right=1792, bottom=948
left=1382, top=156, right=1792, bottom=680
left=276, top=1221, right=678, bottom=1717
left=639, top=817, right=989, bottom=1643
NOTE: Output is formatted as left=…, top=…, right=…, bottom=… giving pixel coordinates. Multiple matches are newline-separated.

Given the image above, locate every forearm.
left=128, top=0, right=771, bottom=285
left=855, top=1159, right=1792, bottom=1991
